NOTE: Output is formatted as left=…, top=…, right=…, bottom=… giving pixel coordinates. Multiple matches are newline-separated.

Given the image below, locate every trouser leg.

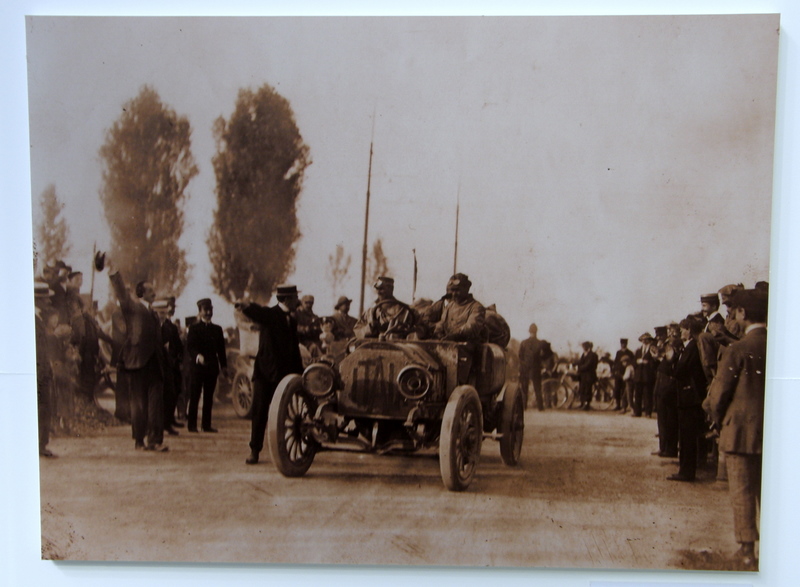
left=532, top=372, right=544, bottom=410
left=249, top=379, right=277, bottom=454
left=128, top=368, right=148, bottom=444
left=188, top=368, right=203, bottom=429
left=678, top=405, right=703, bottom=479
left=38, top=378, right=52, bottom=451
left=201, top=371, right=218, bottom=430
left=726, top=453, right=762, bottom=543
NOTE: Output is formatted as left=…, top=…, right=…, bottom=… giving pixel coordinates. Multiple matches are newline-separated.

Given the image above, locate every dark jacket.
left=674, top=339, right=706, bottom=407
left=109, top=271, right=163, bottom=372
left=187, top=320, right=227, bottom=374
left=703, top=326, right=767, bottom=454
left=241, top=303, right=303, bottom=384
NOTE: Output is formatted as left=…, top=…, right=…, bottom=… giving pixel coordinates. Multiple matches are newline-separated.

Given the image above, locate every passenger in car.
left=433, top=273, right=486, bottom=344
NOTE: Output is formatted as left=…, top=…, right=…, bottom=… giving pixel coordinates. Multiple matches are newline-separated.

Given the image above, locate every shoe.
left=651, top=450, right=664, bottom=456
left=582, top=404, right=591, bottom=411
left=145, top=443, right=169, bottom=452
left=171, top=421, right=185, bottom=429
left=666, top=473, right=694, bottom=482
left=39, top=448, right=57, bottom=458
left=202, top=427, right=218, bottom=433
left=135, top=441, right=145, bottom=450
left=245, top=451, right=259, bottom=465
left=165, top=427, right=180, bottom=436
left=187, top=427, right=198, bottom=433
left=662, top=452, right=678, bottom=458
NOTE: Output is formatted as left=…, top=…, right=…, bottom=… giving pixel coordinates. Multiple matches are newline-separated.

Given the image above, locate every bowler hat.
left=700, top=293, right=719, bottom=305
left=276, top=284, right=299, bottom=297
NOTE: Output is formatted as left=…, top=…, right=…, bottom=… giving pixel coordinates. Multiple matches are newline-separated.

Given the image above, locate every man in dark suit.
left=154, top=297, right=184, bottom=435
left=108, top=260, right=168, bottom=452
left=704, top=289, right=767, bottom=570
left=186, top=298, right=228, bottom=433
left=668, top=316, right=708, bottom=482
left=518, top=323, right=548, bottom=410
left=576, top=341, right=598, bottom=411
left=238, top=284, right=304, bottom=465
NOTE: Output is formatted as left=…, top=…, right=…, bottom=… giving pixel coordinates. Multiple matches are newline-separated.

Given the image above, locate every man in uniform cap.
left=355, top=277, right=416, bottom=340
left=331, top=296, right=357, bottom=341
left=238, top=284, right=304, bottom=465
left=186, top=298, right=228, bottom=433
left=34, top=282, right=56, bottom=457
left=703, top=289, right=768, bottom=570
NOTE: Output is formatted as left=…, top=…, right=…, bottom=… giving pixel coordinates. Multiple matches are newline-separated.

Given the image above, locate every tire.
left=541, top=377, right=560, bottom=409
left=500, top=384, right=524, bottom=466
left=555, top=379, right=574, bottom=409
left=267, top=374, right=318, bottom=477
left=439, top=386, right=483, bottom=491
left=231, top=371, right=254, bottom=419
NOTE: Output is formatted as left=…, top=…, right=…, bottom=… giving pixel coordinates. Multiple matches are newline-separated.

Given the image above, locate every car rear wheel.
left=267, top=374, right=318, bottom=477
left=500, top=384, right=524, bottom=466
left=231, top=370, right=254, bottom=419
left=439, top=385, right=483, bottom=491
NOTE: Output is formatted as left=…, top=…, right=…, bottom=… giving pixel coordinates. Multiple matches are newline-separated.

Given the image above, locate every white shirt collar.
left=745, top=323, right=766, bottom=335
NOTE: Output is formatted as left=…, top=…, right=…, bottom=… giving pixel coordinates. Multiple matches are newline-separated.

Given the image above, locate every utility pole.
left=453, top=184, right=460, bottom=274
left=359, top=111, right=376, bottom=316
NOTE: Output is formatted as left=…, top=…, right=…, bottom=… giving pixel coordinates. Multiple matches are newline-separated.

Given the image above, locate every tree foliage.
left=367, top=238, right=391, bottom=286
left=327, top=244, right=352, bottom=299
left=208, top=84, right=310, bottom=304
left=98, top=85, right=197, bottom=296
left=35, top=184, right=72, bottom=270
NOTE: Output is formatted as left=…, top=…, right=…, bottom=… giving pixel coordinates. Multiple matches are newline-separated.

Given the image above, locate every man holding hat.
left=703, top=289, right=768, bottom=570
left=186, top=298, right=228, bottom=433
left=331, top=296, right=357, bottom=340
left=633, top=332, right=658, bottom=417
left=613, top=338, right=635, bottom=411
left=355, top=277, right=416, bottom=340
left=34, top=281, right=56, bottom=457
left=107, top=259, right=168, bottom=451
left=238, top=284, right=304, bottom=465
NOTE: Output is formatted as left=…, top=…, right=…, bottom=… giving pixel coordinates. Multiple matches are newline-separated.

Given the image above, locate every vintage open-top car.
left=266, top=337, right=525, bottom=491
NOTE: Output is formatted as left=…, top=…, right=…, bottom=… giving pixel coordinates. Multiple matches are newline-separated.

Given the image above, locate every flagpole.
left=453, top=184, right=460, bottom=274
left=359, top=109, right=376, bottom=317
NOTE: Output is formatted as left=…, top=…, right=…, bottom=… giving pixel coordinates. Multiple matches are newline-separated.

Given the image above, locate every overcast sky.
left=25, top=14, right=778, bottom=354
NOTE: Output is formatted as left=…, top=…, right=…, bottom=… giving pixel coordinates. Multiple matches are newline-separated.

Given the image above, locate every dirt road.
left=39, top=401, right=743, bottom=570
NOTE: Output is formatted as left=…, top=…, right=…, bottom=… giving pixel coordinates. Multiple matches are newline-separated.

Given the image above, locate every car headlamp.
left=303, top=364, right=336, bottom=398
left=397, top=365, right=432, bottom=400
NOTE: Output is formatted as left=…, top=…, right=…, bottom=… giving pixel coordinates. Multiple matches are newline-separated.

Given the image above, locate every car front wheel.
left=439, top=385, right=483, bottom=491
left=267, top=374, right=318, bottom=477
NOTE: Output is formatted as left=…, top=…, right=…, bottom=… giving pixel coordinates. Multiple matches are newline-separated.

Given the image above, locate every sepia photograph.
left=13, top=6, right=787, bottom=580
